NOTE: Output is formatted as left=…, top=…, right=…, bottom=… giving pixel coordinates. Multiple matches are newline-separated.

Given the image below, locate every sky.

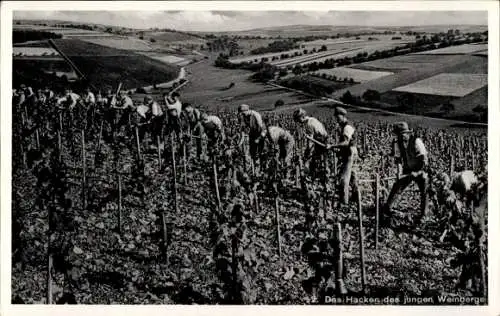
left=13, top=11, right=488, bottom=32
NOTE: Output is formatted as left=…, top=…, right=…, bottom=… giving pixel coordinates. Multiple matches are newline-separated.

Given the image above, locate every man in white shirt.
left=135, top=96, right=152, bottom=142
left=83, top=87, right=96, bottom=107
left=293, top=108, right=328, bottom=179
left=164, top=92, right=183, bottom=138
left=327, top=107, right=358, bottom=206
left=57, top=88, right=81, bottom=110
left=435, top=170, right=480, bottom=209
left=145, top=95, right=164, bottom=144
left=383, top=122, right=429, bottom=225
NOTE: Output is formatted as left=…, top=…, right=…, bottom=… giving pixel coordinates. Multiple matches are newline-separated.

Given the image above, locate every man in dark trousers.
left=327, top=107, right=358, bottom=206
left=383, top=122, right=429, bottom=225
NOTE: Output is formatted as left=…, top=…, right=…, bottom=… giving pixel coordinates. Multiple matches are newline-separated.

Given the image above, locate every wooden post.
left=35, top=128, right=40, bottom=150
left=135, top=127, right=142, bottom=162
left=20, top=141, right=27, bottom=169
left=251, top=159, right=255, bottom=177
left=57, top=131, right=62, bottom=162
left=242, top=140, right=247, bottom=172
left=450, top=154, right=455, bottom=176
left=171, top=134, right=178, bottom=213
left=375, top=173, right=380, bottom=250
left=59, top=112, right=63, bottom=131
left=118, top=174, right=122, bottom=233
left=356, top=185, right=367, bottom=293
left=275, top=196, right=282, bottom=259
left=81, top=130, right=86, bottom=211
left=295, top=163, right=300, bottom=188
left=47, top=251, right=53, bottom=304
left=183, top=142, right=188, bottom=185
left=157, top=136, right=162, bottom=170
left=213, top=156, right=222, bottom=211
left=333, top=222, right=347, bottom=295
left=472, top=152, right=476, bottom=172
left=161, top=212, right=168, bottom=265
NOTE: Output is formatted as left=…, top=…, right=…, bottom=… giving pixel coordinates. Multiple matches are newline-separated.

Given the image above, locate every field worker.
left=327, top=107, right=358, bottom=206
left=83, top=87, right=96, bottom=107
left=112, top=90, right=134, bottom=132
left=238, top=104, right=266, bottom=166
left=293, top=108, right=328, bottom=179
left=36, top=89, right=47, bottom=105
left=199, top=112, right=225, bottom=157
left=383, top=122, right=429, bottom=225
left=264, top=125, right=295, bottom=171
left=44, top=86, right=55, bottom=100
left=164, top=92, right=183, bottom=138
left=182, top=103, right=203, bottom=159
left=135, top=96, right=153, bottom=142
left=435, top=170, right=480, bottom=208
left=146, top=95, right=164, bottom=144
left=57, top=88, right=80, bottom=110
left=23, top=87, right=38, bottom=116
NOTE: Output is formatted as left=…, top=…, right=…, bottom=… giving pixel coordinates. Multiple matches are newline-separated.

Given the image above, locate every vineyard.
left=11, top=82, right=488, bottom=304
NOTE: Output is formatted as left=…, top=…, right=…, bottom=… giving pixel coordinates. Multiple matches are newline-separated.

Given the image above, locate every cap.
left=293, top=108, right=306, bottom=121
left=334, top=107, right=347, bottom=116
left=238, top=104, right=250, bottom=113
left=393, top=122, right=411, bottom=134
left=145, top=95, right=153, bottom=101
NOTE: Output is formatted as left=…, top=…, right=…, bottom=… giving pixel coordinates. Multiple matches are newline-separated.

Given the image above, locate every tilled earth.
left=12, top=124, right=486, bottom=305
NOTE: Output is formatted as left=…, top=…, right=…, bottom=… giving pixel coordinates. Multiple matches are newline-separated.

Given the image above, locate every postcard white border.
left=1, top=1, right=499, bottom=316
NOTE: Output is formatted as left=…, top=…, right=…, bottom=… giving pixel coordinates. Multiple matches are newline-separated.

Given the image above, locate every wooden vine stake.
left=92, top=120, right=104, bottom=170
left=333, top=223, right=348, bottom=295
left=157, top=136, right=162, bottom=170
left=35, top=128, right=40, bottom=150
left=117, top=174, right=122, bottom=234
left=59, top=112, right=63, bottom=131
left=81, top=130, right=86, bottom=211
left=375, top=173, right=380, bottom=250
left=212, top=155, right=222, bottom=211
left=356, top=184, right=367, bottom=293
left=275, top=195, right=283, bottom=261
left=47, top=248, right=53, bottom=304
left=135, top=127, right=142, bottom=162
left=183, top=142, right=188, bottom=185
left=171, top=133, right=178, bottom=213
left=57, top=131, right=62, bottom=162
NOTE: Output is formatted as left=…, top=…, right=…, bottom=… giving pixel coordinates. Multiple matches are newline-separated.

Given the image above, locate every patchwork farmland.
left=392, top=73, right=487, bottom=97
left=314, top=67, right=393, bottom=83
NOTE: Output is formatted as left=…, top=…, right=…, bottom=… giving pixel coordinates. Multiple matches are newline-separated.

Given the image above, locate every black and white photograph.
left=1, top=1, right=499, bottom=313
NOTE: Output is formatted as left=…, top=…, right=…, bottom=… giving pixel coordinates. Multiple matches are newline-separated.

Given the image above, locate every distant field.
left=473, top=50, right=488, bottom=57
left=314, top=67, right=393, bottom=82
left=411, top=43, right=488, bottom=55
left=350, top=54, right=481, bottom=72
left=392, top=73, right=487, bottom=97
left=147, top=31, right=204, bottom=43
left=50, top=39, right=180, bottom=90
left=142, top=53, right=190, bottom=66
left=301, top=35, right=414, bottom=50
left=78, top=37, right=152, bottom=51
left=272, top=41, right=418, bottom=68
left=13, top=47, right=59, bottom=56
left=332, top=54, right=485, bottom=98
